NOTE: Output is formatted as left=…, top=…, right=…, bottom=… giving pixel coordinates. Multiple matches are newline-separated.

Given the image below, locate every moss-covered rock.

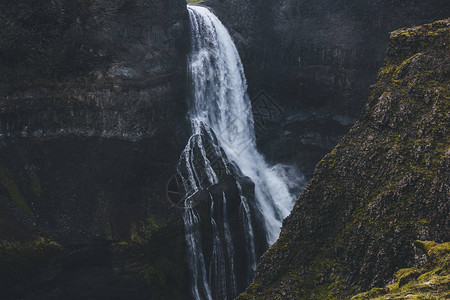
left=352, top=241, right=449, bottom=299
left=239, top=19, right=449, bottom=299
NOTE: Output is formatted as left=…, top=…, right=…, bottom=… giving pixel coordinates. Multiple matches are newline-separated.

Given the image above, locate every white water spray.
left=180, top=5, right=299, bottom=299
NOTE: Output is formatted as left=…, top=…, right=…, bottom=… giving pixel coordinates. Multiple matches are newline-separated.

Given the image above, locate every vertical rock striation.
left=0, top=0, right=189, bottom=139
left=0, top=0, right=191, bottom=299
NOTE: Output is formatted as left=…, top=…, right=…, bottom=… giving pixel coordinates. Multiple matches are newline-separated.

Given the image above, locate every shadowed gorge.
left=0, top=1, right=448, bottom=299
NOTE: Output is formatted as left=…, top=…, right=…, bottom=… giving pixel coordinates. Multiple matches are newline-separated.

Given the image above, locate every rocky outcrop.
left=352, top=241, right=449, bottom=299
left=239, top=19, right=449, bottom=299
left=204, top=0, right=449, bottom=178
left=0, top=0, right=190, bottom=299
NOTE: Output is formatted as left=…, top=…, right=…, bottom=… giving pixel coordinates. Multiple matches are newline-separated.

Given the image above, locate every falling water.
left=179, top=5, right=300, bottom=299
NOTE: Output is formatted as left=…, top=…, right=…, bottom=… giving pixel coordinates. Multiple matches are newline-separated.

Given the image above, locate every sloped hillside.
left=239, top=19, right=449, bottom=299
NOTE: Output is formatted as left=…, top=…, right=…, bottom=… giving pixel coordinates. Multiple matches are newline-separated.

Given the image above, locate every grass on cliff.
left=352, top=241, right=450, bottom=300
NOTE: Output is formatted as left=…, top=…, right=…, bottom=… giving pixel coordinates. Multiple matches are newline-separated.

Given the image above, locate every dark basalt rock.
left=204, top=0, right=449, bottom=179
left=0, top=0, right=191, bottom=299
left=0, top=137, right=190, bottom=299
left=238, top=19, right=449, bottom=299
left=352, top=241, right=449, bottom=299
left=0, top=0, right=189, bottom=140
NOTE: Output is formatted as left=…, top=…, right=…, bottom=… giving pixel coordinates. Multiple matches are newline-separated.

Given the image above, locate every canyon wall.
left=0, top=0, right=191, bottom=299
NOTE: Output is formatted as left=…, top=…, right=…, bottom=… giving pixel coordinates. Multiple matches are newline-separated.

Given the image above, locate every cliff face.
left=0, top=0, right=189, bottom=139
left=0, top=1, right=190, bottom=299
left=239, top=19, right=449, bottom=299
left=204, top=0, right=449, bottom=178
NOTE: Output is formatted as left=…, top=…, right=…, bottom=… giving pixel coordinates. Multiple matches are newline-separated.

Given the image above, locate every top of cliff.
left=239, top=18, right=449, bottom=300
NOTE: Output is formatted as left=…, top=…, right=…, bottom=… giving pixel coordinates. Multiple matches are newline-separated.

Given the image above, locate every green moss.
left=393, top=53, right=423, bottom=79
left=394, top=268, right=425, bottom=287
left=352, top=242, right=450, bottom=299
left=186, top=0, right=204, bottom=4
left=414, top=241, right=439, bottom=254
left=393, top=30, right=416, bottom=38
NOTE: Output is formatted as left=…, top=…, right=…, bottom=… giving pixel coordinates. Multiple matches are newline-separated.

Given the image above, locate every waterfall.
left=179, top=5, right=299, bottom=299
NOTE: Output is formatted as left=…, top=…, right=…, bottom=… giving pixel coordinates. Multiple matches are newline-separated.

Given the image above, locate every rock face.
left=351, top=241, right=449, bottom=299
left=0, top=0, right=190, bottom=299
left=204, top=0, right=449, bottom=178
left=239, top=19, right=449, bottom=299
left=0, top=0, right=189, bottom=139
